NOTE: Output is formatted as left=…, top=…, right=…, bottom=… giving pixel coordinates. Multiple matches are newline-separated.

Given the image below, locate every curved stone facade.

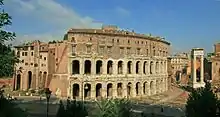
left=66, top=26, right=170, bottom=99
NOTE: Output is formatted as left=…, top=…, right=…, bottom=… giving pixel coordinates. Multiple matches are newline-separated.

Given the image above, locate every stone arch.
left=136, top=61, right=141, bottom=74
left=107, top=83, right=113, bottom=98
left=143, top=82, right=148, bottom=95
left=150, top=81, right=154, bottom=95
left=84, top=83, right=91, bottom=99
left=127, top=82, right=132, bottom=97
left=96, top=83, right=102, bottom=98
left=72, top=83, right=80, bottom=99
left=143, top=61, right=147, bottom=74
left=156, top=80, right=160, bottom=93
left=107, top=60, right=113, bottom=74
left=84, top=60, right=91, bottom=74
left=27, top=71, right=32, bottom=89
left=156, top=62, right=159, bottom=73
left=150, top=61, right=154, bottom=74
left=118, top=61, right=123, bottom=74
left=39, top=71, right=42, bottom=88
left=163, top=61, right=166, bottom=73
left=96, top=60, right=103, bottom=74
left=127, top=61, right=132, bottom=74
left=136, top=82, right=141, bottom=96
left=42, top=72, right=47, bottom=88
left=117, top=83, right=123, bottom=97
left=16, top=74, right=21, bottom=90
left=160, top=62, right=163, bottom=73
left=72, top=60, right=80, bottom=74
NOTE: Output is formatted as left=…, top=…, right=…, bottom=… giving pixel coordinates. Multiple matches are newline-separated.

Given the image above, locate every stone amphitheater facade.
left=13, top=25, right=170, bottom=100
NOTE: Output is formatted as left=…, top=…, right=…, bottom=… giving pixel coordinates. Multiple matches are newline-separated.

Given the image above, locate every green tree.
left=0, top=86, right=27, bottom=117
left=186, top=82, right=218, bottom=117
left=95, top=98, right=133, bottom=117
left=0, top=0, right=18, bottom=77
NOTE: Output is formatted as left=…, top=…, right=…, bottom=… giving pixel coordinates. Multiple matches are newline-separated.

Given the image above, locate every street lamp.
left=45, top=88, right=52, bottom=117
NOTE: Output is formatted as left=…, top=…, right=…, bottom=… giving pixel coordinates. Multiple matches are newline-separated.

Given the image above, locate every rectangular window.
left=99, top=46, right=104, bottom=54
left=137, top=48, right=140, bottom=55
left=72, top=46, right=76, bottom=54
left=31, top=46, right=34, bottom=50
left=44, top=57, right=46, bottom=60
left=22, top=52, right=24, bottom=56
left=146, top=49, right=149, bottom=56
left=87, top=46, right=91, bottom=53
left=107, top=46, right=112, bottom=54
left=127, top=47, right=131, bottom=54
left=120, top=47, right=124, bottom=54
left=25, top=52, right=28, bottom=56
left=31, top=52, right=34, bottom=56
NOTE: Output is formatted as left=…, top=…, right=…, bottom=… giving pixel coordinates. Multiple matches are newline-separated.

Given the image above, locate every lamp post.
left=45, top=88, right=52, bottom=117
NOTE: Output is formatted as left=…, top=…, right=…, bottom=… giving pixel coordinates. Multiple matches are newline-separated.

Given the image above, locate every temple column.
left=193, top=55, right=197, bottom=83
left=200, top=56, right=204, bottom=83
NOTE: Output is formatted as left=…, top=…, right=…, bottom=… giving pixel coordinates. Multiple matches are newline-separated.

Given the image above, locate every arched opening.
left=127, top=61, right=132, bottom=74
left=150, top=81, right=154, bottom=95
left=39, top=71, right=42, bottom=88
left=143, top=61, right=147, bottom=74
left=127, top=82, right=132, bottom=97
left=150, top=61, right=153, bottom=74
left=107, top=61, right=113, bottom=74
left=136, top=61, right=140, bottom=74
left=84, top=83, right=91, bottom=99
left=107, top=83, right=113, bottom=98
left=96, top=83, right=102, bottom=98
left=84, top=60, right=91, bottom=74
left=136, top=82, right=141, bottom=96
left=143, top=82, right=147, bottom=95
left=117, top=83, right=123, bottom=97
left=42, top=72, right=47, bottom=88
left=156, top=62, right=159, bottom=73
left=16, top=74, right=21, bottom=90
left=72, top=60, right=80, bottom=74
left=96, top=60, right=103, bottom=74
left=161, top=62, right=163, bottom=73
left=72, top=84, right=80, bottom=99
left=156, top=80, right=159, bottom=93
left=118, top=61, right=123, bottom=74
left=27, top=71, right=32, bottom=89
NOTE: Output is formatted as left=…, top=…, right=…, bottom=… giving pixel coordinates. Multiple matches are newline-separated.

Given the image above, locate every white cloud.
left=5, top=0, right=102, bottom=45
left=115, top=7, right=130, bottom=17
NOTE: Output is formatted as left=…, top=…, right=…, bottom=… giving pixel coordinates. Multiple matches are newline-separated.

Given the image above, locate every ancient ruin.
left=12, top=25, right=170, bottom=99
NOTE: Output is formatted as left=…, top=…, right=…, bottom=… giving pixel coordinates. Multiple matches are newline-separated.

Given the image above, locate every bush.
left=56, top=100, right=88, bottom=117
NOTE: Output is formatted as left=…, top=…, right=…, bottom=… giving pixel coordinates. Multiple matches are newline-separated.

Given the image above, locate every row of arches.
left=14, top=71, right=47, bottom=90
left=72, top=59, right=167, bottom=75
left=71, top=79, right=167, bottom=99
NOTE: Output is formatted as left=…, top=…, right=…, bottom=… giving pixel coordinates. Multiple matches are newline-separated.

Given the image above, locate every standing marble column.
left=193, top=55, right=197, bottom=83
left=200, top=56, right=204, bottom=83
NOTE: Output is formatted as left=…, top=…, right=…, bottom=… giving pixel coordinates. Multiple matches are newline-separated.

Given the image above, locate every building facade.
left=168, top=53, right=189, bottom=83
left=13, top=25, right=170, bottom=100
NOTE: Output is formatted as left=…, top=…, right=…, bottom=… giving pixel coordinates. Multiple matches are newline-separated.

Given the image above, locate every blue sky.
left=4, top=0, right=220, bottom=53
